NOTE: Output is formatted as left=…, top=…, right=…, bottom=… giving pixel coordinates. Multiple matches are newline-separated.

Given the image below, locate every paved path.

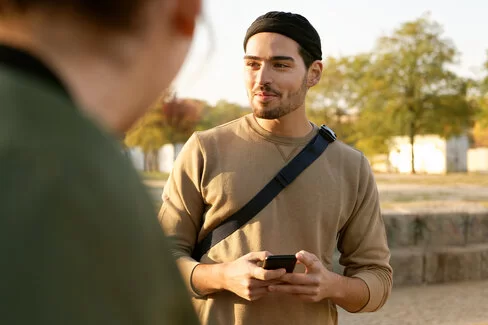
left=338, top=280, right=488, bottom=325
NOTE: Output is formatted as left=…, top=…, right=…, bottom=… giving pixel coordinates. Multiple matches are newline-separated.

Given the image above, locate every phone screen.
left=262, top=255, right=297, bottom=273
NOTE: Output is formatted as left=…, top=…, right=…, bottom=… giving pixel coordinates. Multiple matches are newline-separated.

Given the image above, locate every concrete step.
left=391, top=244, right=488, bottom=286
left=384, top=211, right=488, bottom=248
left=334, top=244, right=488, bottom=287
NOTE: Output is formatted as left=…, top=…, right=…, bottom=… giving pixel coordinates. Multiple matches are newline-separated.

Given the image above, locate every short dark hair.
left=0, top=0, right=149, bottom=30
left=244, top=11, right=322, bottom=69
left=298, top=45, right=315, bottom=69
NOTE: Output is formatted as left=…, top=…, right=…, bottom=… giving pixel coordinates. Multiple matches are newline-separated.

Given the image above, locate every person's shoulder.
left=326, top=138, right=374, bottom=174
left=0, top=67, right=85, bottom=146
left=330, top=139, right=364, bottom=160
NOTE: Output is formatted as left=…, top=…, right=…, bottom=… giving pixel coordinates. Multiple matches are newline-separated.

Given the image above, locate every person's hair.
left=0, top=0, right=150, bottom=30
left=298, top=45, right=315, bottom=69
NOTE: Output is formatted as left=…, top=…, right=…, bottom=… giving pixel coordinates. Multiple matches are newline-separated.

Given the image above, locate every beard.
left=250, top=76, right=308, bottom=120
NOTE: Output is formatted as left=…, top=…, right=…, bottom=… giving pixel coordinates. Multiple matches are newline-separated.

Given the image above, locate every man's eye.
left=246, top=62, right=260, bottom=68
left=274, top=63, right=289, bottom=68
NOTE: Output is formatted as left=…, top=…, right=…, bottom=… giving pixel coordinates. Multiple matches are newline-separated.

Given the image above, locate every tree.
left=306, top=56, right=363, bottom=145
left=307, top=53, right=396, bottom=154
left=124, top=101, right=166, bottom=171
left=197, top=100, right=248, bottom=131
left=472, top=121, right=488, bottom=147
left=162, top=97, right=204, bottom=143
left=124, top=95, right=203, bottom=171
left=470, top=51, right=488, bottom=147
left=476, top=51, right=488, bottom=127
left=361, top=14, right=474, bottom=173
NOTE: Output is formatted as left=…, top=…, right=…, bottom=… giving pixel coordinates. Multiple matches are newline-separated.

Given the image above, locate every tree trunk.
left=144, top=152, right=149, bottom=171
left=144, top=150, right=160, bottom=172
left=409, top=120, right=416, bottom=174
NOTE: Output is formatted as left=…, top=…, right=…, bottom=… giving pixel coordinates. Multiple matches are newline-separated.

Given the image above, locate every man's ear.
left=172, top=0, right=201, bottom=37
left=307, top=60, right=323, bottom=87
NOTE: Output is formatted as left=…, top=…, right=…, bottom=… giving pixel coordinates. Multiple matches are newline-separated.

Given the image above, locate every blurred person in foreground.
left=0, top=0, right=201, bottom=324
left=160, top=11, right=392, bottom=325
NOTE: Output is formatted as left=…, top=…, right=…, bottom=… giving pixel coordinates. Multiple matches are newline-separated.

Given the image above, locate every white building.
left=387, top=134, right=469, bottom=174
left=127, top=143, right=184, bottom=173
left=467, top=148, right=488, bottom=173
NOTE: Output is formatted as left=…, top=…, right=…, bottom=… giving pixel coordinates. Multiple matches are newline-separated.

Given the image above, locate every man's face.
left=244, top=32, right=308, bottom=120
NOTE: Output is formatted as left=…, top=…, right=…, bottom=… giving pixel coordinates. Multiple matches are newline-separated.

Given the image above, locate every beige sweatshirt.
left=160, top=114, right=392, bottom=325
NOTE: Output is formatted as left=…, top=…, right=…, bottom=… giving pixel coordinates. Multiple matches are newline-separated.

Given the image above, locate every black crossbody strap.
left=191, top=125, right=336, bottom=261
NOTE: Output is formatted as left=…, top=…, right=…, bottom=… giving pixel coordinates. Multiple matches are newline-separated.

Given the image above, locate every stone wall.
left=334, top=211, right=488, bottom=287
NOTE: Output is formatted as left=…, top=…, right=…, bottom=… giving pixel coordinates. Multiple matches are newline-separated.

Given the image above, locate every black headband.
left=243, top=11, right=322, bottom=61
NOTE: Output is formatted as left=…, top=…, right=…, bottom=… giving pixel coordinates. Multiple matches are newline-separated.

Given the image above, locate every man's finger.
left=268, top=284, right=319, bottom=295
left=246, top=251, right=273, bottom=262
left=249, top=278, right=284, bottom=288
left=296, top=250, right=320, bottom=270
left=279, top=273, right=319, bottom=285
left=252, top=265, right=286, bottom=281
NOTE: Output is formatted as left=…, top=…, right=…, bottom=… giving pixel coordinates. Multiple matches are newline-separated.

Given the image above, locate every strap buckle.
left=275, top=172, right=290, bottom=188
left=319, top=125, right=337, bottom=142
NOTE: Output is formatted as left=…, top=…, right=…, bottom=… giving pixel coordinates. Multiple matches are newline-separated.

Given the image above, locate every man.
left=160, top=11, right=392, bottom=325
left=0, top=0, right=201, bottom=324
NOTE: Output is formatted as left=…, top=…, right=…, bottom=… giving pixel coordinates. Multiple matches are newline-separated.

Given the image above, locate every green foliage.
left=124, top=104, right=166, bottom=153
left=472, top=121, right=488, bottom=147
left=124, top=96, right=204, bottom=171
left=162, top=97, right=204, bottom=143
left=140, top=171, right=169, bottom=180
left=197, top=100, right=248, bottom=131
left=124, top=96, right=204, bottom=153
left=371, top=14, right=473, bottom=139
left=307, top=55, right=374, bottom=146
left=307, top=13, right=476, bottom=172
left=476, top=51, right=488, bottom=128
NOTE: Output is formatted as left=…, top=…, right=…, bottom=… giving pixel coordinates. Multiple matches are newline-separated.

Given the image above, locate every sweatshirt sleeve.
left=337, top=154, right=393, bottom=312
left=158, top=133, right=206, bottom=297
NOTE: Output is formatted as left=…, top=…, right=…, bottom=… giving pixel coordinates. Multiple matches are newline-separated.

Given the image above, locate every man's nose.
left=255, top=64, right=272, bottom=85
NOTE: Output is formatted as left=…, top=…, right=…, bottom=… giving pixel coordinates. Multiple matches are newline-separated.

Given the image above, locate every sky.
left=173, top=0, right=488, bottom=107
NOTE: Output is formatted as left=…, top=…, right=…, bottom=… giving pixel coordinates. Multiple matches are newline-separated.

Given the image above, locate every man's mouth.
left=254, top=91, right=279, bottom=101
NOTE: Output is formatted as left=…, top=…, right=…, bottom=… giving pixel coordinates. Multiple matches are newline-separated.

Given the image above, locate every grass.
left=140, top=171, right=169, bottom=181
left=142, top=170, right=488, bottom=211
left=374, top=172, right=488, bottom=186
left=141, top=169, right=488, bottom=186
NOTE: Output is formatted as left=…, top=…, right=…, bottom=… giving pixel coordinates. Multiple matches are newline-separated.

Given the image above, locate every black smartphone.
left=262, top=255, right=297, bottom=273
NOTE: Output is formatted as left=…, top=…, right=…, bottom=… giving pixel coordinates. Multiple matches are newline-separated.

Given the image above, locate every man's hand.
left=268, top=250, right=341, bottom=303
left=221, top=251, right=286, bottom=301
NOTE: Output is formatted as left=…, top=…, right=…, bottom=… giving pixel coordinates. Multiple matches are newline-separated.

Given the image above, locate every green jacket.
left=0, top=46, right=198, bottom=324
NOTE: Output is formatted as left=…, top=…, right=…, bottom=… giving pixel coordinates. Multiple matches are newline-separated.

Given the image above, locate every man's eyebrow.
left=243, top=55, right=295, bottom=62
left=243, top=55, right=261, bottom=61
left=270, top=56, right=295, bottom=62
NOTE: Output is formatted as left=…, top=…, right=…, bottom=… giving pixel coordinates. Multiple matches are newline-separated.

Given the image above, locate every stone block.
left=383, top=213, right=418, bottom=248
left=424, top=244, right=488, bottom=283
left=466, top=212, right=488, bottom=244
left=415, top=212, right=469, bottom=247
left=389, top=247, right=424, bottom=286
left=482, top=250, right=488, bottom=280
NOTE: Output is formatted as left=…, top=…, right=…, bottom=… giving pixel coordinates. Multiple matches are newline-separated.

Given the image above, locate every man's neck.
left=254, top=107, right=313, bottom=138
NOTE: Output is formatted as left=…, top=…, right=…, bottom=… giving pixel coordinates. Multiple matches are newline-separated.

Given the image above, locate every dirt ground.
left=339, top=280, right=488, bottom=325
left=144, top=173, right=488, bottom=213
